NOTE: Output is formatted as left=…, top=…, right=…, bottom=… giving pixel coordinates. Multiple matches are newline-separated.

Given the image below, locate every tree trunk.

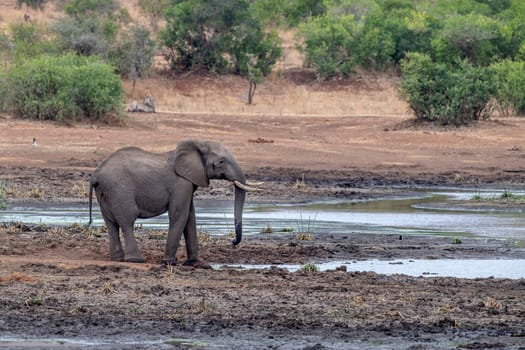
left=248, top=80, right=256, bottom=104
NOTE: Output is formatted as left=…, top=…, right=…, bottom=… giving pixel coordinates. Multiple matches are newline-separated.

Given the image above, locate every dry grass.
left=0, top=271, right=40, bottom=283
left=125, top=72, right=408, bottom=117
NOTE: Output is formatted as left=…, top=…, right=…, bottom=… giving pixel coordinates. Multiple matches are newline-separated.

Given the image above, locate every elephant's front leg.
left=182, top=199, right=211, bottom=269
left=162, top=185, right=193, bottom=266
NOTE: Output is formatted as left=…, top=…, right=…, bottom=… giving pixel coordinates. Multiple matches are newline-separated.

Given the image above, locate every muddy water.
left=2, top=189, right=525, bottom=279
left=2, top=189, right=525, bottom=240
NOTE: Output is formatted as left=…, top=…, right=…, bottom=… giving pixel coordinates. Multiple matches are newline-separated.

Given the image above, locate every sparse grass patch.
left=0, top=222, right=29, bottom=234
left=295, top=232, right=314, bottom=241
left=296, top=212, right=317, bottom=235
left=294, top=174, right=307, bottom=190
left=102, top=281, right=116, bottom=295
left=195, top=297, right=215, bottom=314
left=198, top=232, right=213, bottom=244
left=470, top=190, right=525, bottom=204
left=148, top=230, right=166, bottom=240
left=28, top=186, right=44, bottom=199
left=301, top=263, right=318, bottom=272
left=0, top=181, right=8, bottom=209
left=24, top=290, right=47, bottom=307
left=451, top=238, right=462, bottom=244
left=261, top=224, right=274, bottom=234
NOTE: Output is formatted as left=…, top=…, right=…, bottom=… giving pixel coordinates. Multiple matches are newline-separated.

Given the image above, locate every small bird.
left=32, top=137, right=38, bottom=147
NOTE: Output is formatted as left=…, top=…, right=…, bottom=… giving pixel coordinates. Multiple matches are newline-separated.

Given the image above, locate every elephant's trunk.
left=232, top=185, right=246, bottom=246
left=232, top=175, right=246, bottom=245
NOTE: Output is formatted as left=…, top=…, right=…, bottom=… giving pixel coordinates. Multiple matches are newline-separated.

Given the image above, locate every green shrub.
left=297, top=15, right=357, bottom=78
left=400, top=52, right=492, bottom=125
left=431, top=13, right=511, bottom=66
left=161, top=0, right=281, bottom=76
left=301, top=263, right=318, bottom=272
left=10, top=22, right=57, bottom=61
left=489, top=59, right=525, bottom=116
left=2, top=54, right=123, bottom=123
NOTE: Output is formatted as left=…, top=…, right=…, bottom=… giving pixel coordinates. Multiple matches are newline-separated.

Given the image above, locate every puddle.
left=218, top=258, right=525, bottom=279
left=0, top=337, right=206, bottom=349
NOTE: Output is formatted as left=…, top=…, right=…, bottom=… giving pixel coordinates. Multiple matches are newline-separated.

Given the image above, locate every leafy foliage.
left=138, top=0, right=171, bottom=31
left=1, top=54, right=123, bottom=123
left=10, top=22, right=57, bottom=61
left=111, top=25, right=156, bottom=83
left=53, top=17, right=117, bottom=58
left=17, top=0, right=46, bottom=10
left=64, top=0, right=119, bottom=19
left=489, top=60, right=525, bottom=115
left=161, top=0, right=281, bottom=77
left=431, top=13, right=512, bottom=66
left=297, top=15, right=356, bottom=78
left=400, top=53, right=492, bottom=125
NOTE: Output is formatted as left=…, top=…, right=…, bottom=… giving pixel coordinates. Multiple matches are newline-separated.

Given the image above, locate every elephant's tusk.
left=233, top=180, right=261, bottom=192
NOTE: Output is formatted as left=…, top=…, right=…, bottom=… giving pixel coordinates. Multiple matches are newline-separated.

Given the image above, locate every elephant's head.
left=172, top=140, right=251, bottom=245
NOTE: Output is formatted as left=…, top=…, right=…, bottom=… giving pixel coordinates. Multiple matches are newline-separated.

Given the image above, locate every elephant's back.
left=94, top=147, right=170, bottom=182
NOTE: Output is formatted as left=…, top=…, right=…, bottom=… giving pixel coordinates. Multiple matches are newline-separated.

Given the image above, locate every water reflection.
left=1, top=190, right=525, bottom=240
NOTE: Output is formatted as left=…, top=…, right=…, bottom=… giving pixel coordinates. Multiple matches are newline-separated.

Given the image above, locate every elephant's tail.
left=88, top=177, right=95, bottom=227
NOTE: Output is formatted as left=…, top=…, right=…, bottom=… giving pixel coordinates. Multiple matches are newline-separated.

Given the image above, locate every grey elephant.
left=88, top=140, right=256, bottom=267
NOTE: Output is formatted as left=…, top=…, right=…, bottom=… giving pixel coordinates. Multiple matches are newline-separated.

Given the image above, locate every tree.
left=17, top=0, right=46, bottom=10
left=297, top=14, right=357, bottom=78
left=431, top=13, right=512, bottom=66
left=112, top=25, right=156, bottom=90
left=138, top=0, right=170, bottom=31
left=161, top=0, right=281, bottom=102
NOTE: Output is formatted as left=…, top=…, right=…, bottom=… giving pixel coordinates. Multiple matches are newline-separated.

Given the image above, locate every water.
left=2, top=189, right=524, bottom=240
left=219, top=258, right=525, bottom=279
left=2, top=189, right=525, bottom=279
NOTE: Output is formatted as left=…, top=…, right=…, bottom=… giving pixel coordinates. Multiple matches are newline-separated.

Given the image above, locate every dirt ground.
left=2, top=102, right=525, bottom=348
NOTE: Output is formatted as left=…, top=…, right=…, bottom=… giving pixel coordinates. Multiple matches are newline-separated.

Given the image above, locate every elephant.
left=88, top=140, right=256, bottom=267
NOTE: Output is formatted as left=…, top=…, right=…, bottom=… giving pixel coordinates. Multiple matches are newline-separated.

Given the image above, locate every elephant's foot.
left=161, top=258, right=177, bottom=267
left=125, top=257, right=146, bottom=263
left=110, top=254, right=125, bottom=262
left=183, top=259, right=212, bottom=269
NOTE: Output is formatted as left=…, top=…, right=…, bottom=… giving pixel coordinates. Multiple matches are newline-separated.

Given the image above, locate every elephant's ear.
left=172, top=140, right=210, bottom=187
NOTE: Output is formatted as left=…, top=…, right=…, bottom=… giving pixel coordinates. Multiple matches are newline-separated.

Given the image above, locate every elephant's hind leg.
left=120, top=221, right=145, bottom=263
left=104, top=219, right=125, bottom=262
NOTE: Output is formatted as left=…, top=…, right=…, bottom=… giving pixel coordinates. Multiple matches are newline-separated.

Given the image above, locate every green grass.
left=0, top=181, right=8, bottom=209
left=301, top=263, right=318, bottom=272
left=470, top=190, right=525, bottom=203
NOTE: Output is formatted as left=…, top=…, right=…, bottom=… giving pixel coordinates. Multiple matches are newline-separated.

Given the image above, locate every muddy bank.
left=1, top=223, right=525, bottom=349
left=2, top=166, right=525, bottom=204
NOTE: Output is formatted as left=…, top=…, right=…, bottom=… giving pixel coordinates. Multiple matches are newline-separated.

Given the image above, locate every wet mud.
left=1, top=167, right=525, bottom=349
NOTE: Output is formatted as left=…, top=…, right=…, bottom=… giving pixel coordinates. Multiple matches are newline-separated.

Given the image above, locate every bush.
left=161, top=0, right=281, bottom=76
left=10, top=22, right=57, bottom=61
left=297, top=14, right=356, bottom=78
left=400, top=52, right=492, bottom=125
left=489, top=60, right=525, bottom=116
left=431, top=13, right=512, bottom=66
left=1, top=54, right=123, bottom=123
